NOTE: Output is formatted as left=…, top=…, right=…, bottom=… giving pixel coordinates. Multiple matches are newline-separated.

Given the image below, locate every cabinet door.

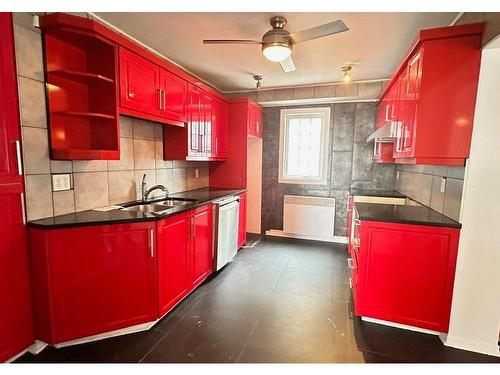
left=213, top=99, right=228, bottom=158
left=46, top=223, right=157, bottom=344
left=191, top=205, right=213, bottom=288
left=187, top=85, right=201, bottom=157
left=202, top=92, right=213, bottom=157
left=157, top=213, right=191, bottom=317
left=159, top=69, right=187, bottom=123
left=403, top=51, right=422, bottom=156
left=238, top=193, right=247, bottom=248
left=0, top=194, right=33, bottom=362
left=247, top=106, right=257, bottom=136
left=256, top=107, right=263, bottom=137
left=119, top=47, right=160, bottom=115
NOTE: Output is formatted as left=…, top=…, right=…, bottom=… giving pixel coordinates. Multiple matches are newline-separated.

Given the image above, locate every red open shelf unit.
left=42, top=22, right=120, bottom=160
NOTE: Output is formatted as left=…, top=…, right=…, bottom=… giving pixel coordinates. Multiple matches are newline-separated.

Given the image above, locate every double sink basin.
left=120, top=197, right=197, bottom=213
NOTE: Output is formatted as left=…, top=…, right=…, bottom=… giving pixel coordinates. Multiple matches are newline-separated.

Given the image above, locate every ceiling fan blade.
left=288, top=20, right=349, bottom=44
left=203, top=39, right=262, bottom=45
left=280, top=55, right=296, bottom=73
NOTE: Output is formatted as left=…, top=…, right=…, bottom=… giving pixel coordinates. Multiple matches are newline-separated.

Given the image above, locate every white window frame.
left=278, top=107, right=330, bottom=185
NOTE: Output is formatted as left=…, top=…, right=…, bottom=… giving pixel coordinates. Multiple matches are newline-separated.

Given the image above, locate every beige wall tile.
left=13, top=13, right=39, bottom=33
left=108, top=170, right=136, bottom=204
left=18, top=77, right=46, bottom=128
left=172, top=160, right=189, bottom=168
left=335, top=83, right=359, bottom=98
left=358, top=82, right=383, bottom=97
left=22, top=126, right=50, bottom=174
left=433, top=166, right=448, bottom=176
left=134, top=170, right=156, bottom=200
left=443, top=178, right=463, bottom=221
left=429, top=176, right=445, bottom=213
left=186, top=167, right=209, bottom=191
left=73, top=172, right=109, bottom=211
left=447, top=166, right=465, bottom=179
left=154, top=124, right=163, bottom=141
left=119, top=116, right=133, bottom=138
left=314, top=85, right=336, bottom=98
left=108, top=138, right=134, bottom=171
left=73, top=160, right=108, bottom=172
left=133, top=118, right=155, bottom=140
left=25, top=174, right=53, bottom=220
left=155, top=141, right=173, bottom=169
left=172, top=168, right=187, bottom=193
left=133, top=139, right=156, bottom=170
left=50, top=160, right=72, bottom=173
left=14, top=23, right=44, bottom=81
left=293, top=87, right=314, bottom=100
left=53, top=190, right=75, bottom=216
left=155, top=168, right=173, bottom=191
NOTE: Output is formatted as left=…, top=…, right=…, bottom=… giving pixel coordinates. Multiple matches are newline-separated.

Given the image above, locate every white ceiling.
left=94, top=12, right=459, bottom=92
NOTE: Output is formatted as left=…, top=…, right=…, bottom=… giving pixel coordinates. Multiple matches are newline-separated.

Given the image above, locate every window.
left=278, top=107, right=330, bottom=185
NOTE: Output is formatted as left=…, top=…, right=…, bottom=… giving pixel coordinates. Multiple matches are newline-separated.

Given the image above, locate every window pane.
left=285, top=115, right=323, bottom=179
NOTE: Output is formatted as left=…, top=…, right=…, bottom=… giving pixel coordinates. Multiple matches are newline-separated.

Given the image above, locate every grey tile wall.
left=394, top=165, right=465, bottom=221
left=261, top=102, right=396, bottom=237
left=13, top=13, right=209, bottom=221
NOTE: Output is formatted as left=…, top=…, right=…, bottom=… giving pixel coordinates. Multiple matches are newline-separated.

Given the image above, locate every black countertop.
left=355, top=202, right=461, bottom=228
left=349, top=188, right=406, bottom=199
left=28, top=188, right=246, bottom=229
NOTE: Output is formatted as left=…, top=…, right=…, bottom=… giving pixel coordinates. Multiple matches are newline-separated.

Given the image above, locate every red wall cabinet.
left=375, top=23, right=484, bottom=166
left=248, top=102, right=263, bottom=138
left=352, top=218, right=460, bottom=333
left=159, top=68, right=188, bottom=124
left=157, top=205, right=213, bottom=317
left=0, top=13, right=34, bottom=362
left=238, top=192, right=247, bottom=248
left=164, top=83, right=228, bottom=161
left=28, top=223, right=157, bottom=345
left=157, top=211, right=191, bottom=317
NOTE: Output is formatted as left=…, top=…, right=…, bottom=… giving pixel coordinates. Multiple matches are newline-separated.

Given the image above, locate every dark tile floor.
left=16, top=236, right=500, bottom=363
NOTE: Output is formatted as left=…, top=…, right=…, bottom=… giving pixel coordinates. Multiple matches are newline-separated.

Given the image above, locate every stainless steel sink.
left=121, top=203, right=171, bottom=213
left=162, top=199, right=194, bottom=206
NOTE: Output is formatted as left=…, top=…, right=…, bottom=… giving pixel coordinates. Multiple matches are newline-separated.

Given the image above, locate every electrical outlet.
left=52, top=174, right=71, bottom=192
left=195, top=168, right=199, bottom=178
left=440, top=177, right=447, bottom=193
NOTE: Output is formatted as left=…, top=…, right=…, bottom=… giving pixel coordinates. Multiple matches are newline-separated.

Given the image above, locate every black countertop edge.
left=27, top=188, right=247, bottom=230
left=349, top=188, right=406, bottom=199
left=354, top=202, right=462, bottom=229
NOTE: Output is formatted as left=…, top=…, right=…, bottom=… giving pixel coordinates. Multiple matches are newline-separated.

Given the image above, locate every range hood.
left=366, top=121, right=399, bottom=143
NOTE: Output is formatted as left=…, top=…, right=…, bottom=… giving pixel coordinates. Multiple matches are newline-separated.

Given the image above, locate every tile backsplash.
left=394, top=164, right=465, bottom=221
left=13, top=13, right=208, bottom=221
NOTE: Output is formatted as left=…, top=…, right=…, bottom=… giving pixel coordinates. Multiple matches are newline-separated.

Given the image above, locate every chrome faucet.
left=141, top=174, right=169, bottom=202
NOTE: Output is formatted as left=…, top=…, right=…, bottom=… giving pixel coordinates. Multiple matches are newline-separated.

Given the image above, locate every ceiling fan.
left=203, top=16, right=349, bottom=73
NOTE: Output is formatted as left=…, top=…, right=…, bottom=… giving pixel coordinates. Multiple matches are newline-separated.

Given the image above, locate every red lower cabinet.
left=28, top=223, right=157, bottom=345
left=238, top=192, right=247, bottom=248
left=157, top=211, right=191, bottom=317
left=353, top=220, right=460, bottom=333
left=157, top=204, right=213, bottom=318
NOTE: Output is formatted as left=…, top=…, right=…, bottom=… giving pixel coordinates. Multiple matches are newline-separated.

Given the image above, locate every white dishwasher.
left=213, top=195, right=240, bottom=271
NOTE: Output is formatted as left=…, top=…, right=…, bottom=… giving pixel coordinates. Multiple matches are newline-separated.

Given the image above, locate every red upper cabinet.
left=0, top=13, right=34, bottom=362
left=29, top=223, right=157, bottom=345
left=248, top=103, right=263, bottom=138
left=376, top=23, right=484, bottom=166
left=157, top=212, right=191, bottom=317
left=212, top=98, right=228, bottom=159
left=191, top=205, right=214, bottom=288
left=158, top=68, right=188, bottom=124
left=119, top=47, right=160, bottom=116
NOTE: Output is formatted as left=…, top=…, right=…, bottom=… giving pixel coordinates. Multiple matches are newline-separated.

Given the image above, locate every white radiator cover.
left=283, top=195, right=335, bottom=239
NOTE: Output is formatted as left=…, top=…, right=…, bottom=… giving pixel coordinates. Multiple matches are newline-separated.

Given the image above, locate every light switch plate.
left=396, top=171, right=400, bottom=180
left=195, top=168, right=199, bottom=178
left=440, top=177, right=447, bottom=193
left=52, top=174, right=71, bottom=192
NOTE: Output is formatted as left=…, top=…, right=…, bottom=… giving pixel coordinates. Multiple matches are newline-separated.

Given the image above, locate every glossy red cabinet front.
left=0, top=13, right=34, bottom=362
left=191, top=205, right=214, bottom=288
left=238, top=193, right=247, bottom=248
left=158, top=68, right=188, bottom=124
left=353, top=219, right=460, bottom=333
left=29, top=223, right=157, bottom=345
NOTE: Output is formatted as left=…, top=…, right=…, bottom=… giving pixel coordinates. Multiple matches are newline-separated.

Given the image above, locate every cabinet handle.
left=158, top=89, right=163, bottom=110
left=128, top=91, right=135, bottom=98
left=149, top=228, right=154, bottom=258
left=162, top=90, right=167, bottom=110
left=256, top=121, right=259, bottom=134
left=15, top=140, right=23, bottom=175
left=20, top=193, right=26, bottom=225
left=347, top=258, right=355, bottom=269
left=191, top=217, right=195, bottom=239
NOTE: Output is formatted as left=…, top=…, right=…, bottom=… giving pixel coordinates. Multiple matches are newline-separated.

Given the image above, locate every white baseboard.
left=54, top=320, right=158, bottom=348
left=361, top=316, right=440, bottom=336
left=441, top=334, right=500, bottom=357
left=265, top=229, right=348, bottom=244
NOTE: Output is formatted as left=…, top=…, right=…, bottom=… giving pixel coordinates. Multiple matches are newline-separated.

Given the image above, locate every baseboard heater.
left=268, top=195, right=336, bottom=242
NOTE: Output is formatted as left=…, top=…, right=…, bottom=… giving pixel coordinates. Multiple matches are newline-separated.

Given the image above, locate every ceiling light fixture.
left=340, top=65, right=353, bottom=83
left=253, top=75, right=263, bottom=89
left=262, top=43, right=292, bottom=62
